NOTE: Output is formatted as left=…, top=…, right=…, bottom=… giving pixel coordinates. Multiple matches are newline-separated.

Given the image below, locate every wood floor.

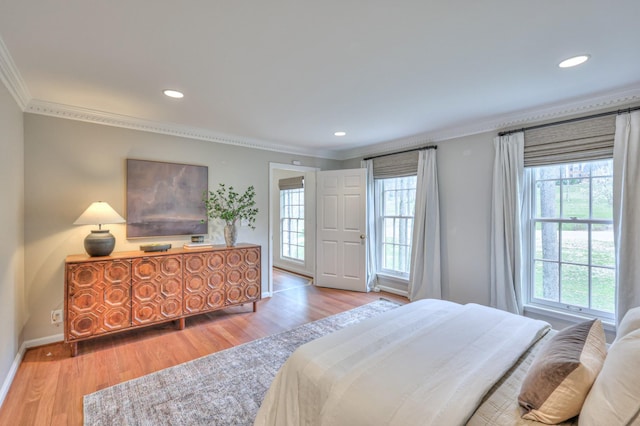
left=0, top=279, right=406, bottom=425
left=272, top=267, right=312, bottom=293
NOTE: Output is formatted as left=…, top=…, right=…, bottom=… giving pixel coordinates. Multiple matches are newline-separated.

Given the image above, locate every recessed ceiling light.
left=334, top=131, right=346, bottom=137
left=558, top=55, right=590, bottom=68
left=163, top=89, right=184, bottom=99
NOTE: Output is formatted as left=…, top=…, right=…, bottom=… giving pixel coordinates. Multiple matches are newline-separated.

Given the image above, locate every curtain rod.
left=363, top=144, right=437, bottom=161
left=498, top=106, right=640, bottom=137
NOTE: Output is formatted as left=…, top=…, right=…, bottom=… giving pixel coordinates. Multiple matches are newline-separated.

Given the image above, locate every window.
left=376, top=176, right=417, bottom=277
left=527, top=159, right=615, bottom=320
left=281, top=188, right=304, bottom=261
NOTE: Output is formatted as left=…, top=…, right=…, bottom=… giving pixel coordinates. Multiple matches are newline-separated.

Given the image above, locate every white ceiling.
left=1, top=1, right=640, bottom=160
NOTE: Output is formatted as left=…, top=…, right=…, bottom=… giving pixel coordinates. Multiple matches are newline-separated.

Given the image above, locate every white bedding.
left=468, top=330, right=576, bottom=425
left=255, top=299, right=550, bottom=426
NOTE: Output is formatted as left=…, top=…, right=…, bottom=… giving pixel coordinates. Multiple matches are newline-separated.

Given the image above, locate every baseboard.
left=25, top=333, right=64, bottom=349
left=0, top=341, right=26, bottom=408
left=374, top=285, right=409, bottom=297
left=273, top=265, right=313, bottom=280
left=0, top=333, right=64, bottom=408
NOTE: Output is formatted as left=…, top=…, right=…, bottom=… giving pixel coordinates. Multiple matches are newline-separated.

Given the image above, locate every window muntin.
left=528, top=159, right=615, bottom=319
left=280, top=188, right=304, bottom=261
left=376, top=176, right=417, bottom=277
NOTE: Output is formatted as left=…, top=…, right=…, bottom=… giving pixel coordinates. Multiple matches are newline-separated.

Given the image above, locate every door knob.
left=360, top=234, right=366, bottom=240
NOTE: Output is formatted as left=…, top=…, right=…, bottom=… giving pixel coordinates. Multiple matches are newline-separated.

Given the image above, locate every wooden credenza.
left=64, top=244, right=261, bottom=356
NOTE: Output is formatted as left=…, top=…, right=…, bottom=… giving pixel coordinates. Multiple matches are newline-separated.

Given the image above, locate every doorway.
left=268, top=163, right=319, bottom=296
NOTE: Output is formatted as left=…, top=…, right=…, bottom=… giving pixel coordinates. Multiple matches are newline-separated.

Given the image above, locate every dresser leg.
left=253, top=301, right=257, bottom=312
left=70, top=342, right=77, bottom=357
left=178, top=318, right=186, bottom=330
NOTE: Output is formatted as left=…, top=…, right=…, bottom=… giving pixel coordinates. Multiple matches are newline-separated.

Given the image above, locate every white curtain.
left=490, top=132, right=524, bottom=314
left=613, top=111, right=640, bottom=326
left=408, top=149, right=441, bottom=301
left=362, top=159, right=378, bottom=290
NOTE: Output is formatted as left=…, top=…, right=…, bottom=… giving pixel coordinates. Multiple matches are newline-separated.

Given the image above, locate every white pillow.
left=614, top=306, right=640, bottom=343
left=579, top=328, right=640, bottom=425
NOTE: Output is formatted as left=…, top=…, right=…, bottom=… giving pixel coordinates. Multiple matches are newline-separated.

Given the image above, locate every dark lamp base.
left=84, top=229, right=116, bottom=257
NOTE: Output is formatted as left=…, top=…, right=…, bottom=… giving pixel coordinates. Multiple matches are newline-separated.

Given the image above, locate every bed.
left=255, top=299, right=640, bottom=426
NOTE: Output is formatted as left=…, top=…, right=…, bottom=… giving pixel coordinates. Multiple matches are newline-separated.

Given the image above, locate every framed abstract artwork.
left=126, top=159, right=208, bottom=238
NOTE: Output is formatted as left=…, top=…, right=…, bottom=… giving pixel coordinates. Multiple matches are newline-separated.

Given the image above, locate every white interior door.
left=316, top=168, right=368, bottom=292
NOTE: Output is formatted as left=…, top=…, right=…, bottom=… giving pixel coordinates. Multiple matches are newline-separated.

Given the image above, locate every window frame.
left=374, top=175, right=417, bottom=279
left=524, top=160, right=615, bottom=321
left=280, top=187, right=305, bottom=262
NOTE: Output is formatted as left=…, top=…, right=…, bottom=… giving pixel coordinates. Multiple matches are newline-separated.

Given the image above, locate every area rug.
left=83, top=299, right=400, bottom=426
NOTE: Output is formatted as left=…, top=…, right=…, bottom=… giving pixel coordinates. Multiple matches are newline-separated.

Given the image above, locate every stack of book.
left=183, top=241, right=214, bottom=249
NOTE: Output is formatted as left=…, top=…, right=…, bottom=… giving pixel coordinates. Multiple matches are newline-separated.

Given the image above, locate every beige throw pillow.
left=518, top=319, right=607, bottom=424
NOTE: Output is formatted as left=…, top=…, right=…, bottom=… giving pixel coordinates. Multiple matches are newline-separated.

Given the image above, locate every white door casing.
left=316, top=168, right=368, bottom=292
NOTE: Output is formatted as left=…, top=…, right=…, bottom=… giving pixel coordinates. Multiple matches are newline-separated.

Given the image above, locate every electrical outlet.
left=51, top=309, right=63, bottom=325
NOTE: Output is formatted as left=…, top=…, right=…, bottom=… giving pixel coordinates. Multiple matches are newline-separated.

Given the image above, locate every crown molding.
left=489, top=84, right=640, bottom=131
left=338, top=84, right=640, bottom=160
left=0, top=37, right=31, bottom=110
left=13, top=67, right=640, bottom=163
left=25, top=99, right=342, bottom=160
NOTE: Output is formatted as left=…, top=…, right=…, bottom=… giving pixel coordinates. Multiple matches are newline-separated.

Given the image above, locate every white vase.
left=224, top=222, right=237, bottom=247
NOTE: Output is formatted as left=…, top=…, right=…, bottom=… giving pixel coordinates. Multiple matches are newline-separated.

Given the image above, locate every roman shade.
left=278, top=176, right=304, bottom=190
left=524, top=115, right=616, bottom=167
left=372, top=150, right=419, bottom=178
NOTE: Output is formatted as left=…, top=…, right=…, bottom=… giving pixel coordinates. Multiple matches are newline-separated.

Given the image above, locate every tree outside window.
left=530, top=159, right=614, bottom=319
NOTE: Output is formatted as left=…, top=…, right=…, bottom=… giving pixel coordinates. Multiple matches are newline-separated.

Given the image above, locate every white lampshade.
left=73, top=201, right=126, bottom=228
left=74, top=202, right=126, bottom=257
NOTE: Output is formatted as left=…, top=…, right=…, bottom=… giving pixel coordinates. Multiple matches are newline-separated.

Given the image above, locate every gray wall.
left=0, top=83, right=25, bottom=390
left=437, top=133, right=495, bottom=304
left=22, top=114, right=341, bottom=342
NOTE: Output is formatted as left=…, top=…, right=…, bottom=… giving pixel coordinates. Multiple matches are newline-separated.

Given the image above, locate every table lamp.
left=73, top=201, right=126, bottom=256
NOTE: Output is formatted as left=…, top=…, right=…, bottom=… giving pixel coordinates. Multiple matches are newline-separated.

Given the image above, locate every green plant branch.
left=202, top=183, right=258, bottom=229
